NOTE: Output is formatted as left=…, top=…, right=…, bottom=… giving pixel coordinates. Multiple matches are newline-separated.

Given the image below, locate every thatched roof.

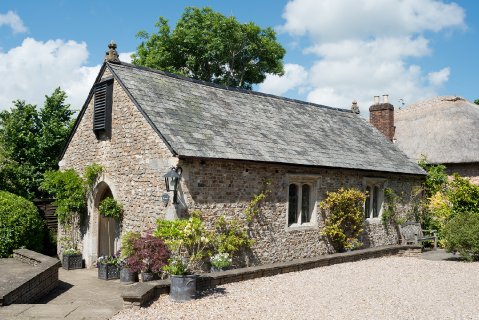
left=395, top=96, right=479, bottom=164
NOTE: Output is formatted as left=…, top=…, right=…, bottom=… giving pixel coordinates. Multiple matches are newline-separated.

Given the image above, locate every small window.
left=93, top=78, right=113, bottom=139
left=364, top=179, right=386, bottom=219
left=287, top=177, right=317, bottom=227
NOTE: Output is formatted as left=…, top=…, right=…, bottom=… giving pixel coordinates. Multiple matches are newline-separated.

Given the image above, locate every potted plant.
left=155, top=211, right=213, bottom=301
left=126, top=234, right=170, bottom=282
left=119, top=231, right=140, bottom=284
left=62, top=247, right=82, bottom=270
left=163, top=256, right=198, bottom=302
left=97, top=255, right=121, bottom=280
left=210, top=252, right=232, bottom=272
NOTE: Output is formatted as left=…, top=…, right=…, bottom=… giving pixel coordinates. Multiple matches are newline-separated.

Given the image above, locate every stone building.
left=392, top=96, right=479, bottom=185
left=60, top=45, right=425, bottom=267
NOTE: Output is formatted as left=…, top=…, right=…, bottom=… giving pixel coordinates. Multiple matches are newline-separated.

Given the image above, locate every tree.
left=474, top=99, right=479, bottom=105
left=132, top=7, right=285, bottom=89
left=0, top=88, right=75, bottom=198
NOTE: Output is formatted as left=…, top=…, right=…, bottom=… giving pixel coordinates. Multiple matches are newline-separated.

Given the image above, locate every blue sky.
left=0, top=0, right=477, bottom=114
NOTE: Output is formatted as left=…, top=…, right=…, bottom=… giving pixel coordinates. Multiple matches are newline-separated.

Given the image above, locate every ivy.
left=244, top=179, right=271, bottom=222
left=84, top=163, right=103, bottom=191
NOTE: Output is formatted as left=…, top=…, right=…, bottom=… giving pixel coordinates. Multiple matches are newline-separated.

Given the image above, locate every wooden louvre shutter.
left=93, top=79, right=113, bottom=138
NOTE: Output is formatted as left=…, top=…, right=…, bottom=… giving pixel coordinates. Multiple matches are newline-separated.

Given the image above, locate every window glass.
left=288, top=184, right=298, bottom=225
left=365, top=186, right=371, bottom=218
left=372, top=186, right=379, bottom=218
left=301, top=184, right=311, bottom=223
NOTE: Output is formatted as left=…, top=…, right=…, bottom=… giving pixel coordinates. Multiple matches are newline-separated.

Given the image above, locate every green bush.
left=447, top=175, right=479, bottom=216
left=0, top=191, right=45, bottom=257
left=443, top=212, right=479, bottom=261
left=320, top=188, right=366, bottom=252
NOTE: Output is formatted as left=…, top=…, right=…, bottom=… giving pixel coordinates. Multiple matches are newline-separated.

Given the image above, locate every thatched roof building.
left=394, top=96, right=479, bottom=184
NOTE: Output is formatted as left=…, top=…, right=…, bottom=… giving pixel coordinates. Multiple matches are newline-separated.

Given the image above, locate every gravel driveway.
left=113, top=256, right=479, bottom=320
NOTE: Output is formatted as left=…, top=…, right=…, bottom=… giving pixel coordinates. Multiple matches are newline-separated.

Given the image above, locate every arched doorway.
left=95, top=183, right=119, bottom=257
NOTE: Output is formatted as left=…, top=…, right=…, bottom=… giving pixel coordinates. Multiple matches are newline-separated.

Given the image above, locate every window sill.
left=286, top=223, right=317, bottom=232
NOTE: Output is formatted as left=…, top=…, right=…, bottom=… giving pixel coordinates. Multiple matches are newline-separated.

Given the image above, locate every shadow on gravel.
left=197, top=287, right=227, bottom=299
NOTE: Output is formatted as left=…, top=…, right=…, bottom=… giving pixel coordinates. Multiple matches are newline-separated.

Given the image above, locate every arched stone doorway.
left=95, top=182, right=120, bottom=257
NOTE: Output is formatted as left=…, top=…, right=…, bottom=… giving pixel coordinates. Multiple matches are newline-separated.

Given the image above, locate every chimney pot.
left=374, top=96, right=380, bottom=104
left=351, top=100, right=360, bottom=114
left=383, top=94, right=389, bottom=103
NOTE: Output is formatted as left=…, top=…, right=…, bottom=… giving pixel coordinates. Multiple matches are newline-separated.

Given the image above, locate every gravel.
left=112, top=256, right=479, bottom=320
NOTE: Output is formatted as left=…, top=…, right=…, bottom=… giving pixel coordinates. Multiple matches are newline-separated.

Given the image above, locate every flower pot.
left=210, top=266, right=231, bottom=272
left=141, top=272, right=158, bottom=282
left=170, top=275, right=197, bottom=302
left=120, top=268, right=138, bottom=284
left=62, top=254, right=83, bottom=270
left=98, top=264, right=120, bottom=280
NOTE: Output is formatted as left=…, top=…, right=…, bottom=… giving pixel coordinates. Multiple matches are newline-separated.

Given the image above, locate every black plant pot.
left=98, top=263, right=120, bottom=280
left=170, top=275, right=197, bottom=302
left=141, top=272, right=158, bottom=282
left=120, top=267, right=138, bottom=284
left=62, top=254, right=83, bottom=270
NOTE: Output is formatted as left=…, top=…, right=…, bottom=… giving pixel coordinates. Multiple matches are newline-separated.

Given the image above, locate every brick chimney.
left=369, top=94, right=395, bottom=142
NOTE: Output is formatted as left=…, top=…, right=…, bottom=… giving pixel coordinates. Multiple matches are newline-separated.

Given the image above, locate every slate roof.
left=106, top=62, right=424, bottom=175
left=395, top=96, right=479, bottom=164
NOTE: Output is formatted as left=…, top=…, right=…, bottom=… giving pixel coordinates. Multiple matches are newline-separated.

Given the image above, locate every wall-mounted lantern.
left=163, top=166, right=182, bottom=204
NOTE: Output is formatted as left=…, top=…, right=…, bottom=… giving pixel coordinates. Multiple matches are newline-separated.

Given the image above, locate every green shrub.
left=212, top=215, right=253, bottom=254
left=320, top=188, right=366, bottom=252
left=98, top=197, right=123, bottom=220
left=120, top=231, right=141, bottom=259
left=0, top=191, right=45, bottom=257
left=40, top=169, right=86, bottom=224
left=447, top=174, right=479, bottom=216
left=443, top=212, right=479, bottom=261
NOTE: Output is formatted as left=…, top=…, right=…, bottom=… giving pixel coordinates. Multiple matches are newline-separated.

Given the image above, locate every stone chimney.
left=104, top=40, right=120, bottom=63
left=351, top=100, right=360, bottom=114
left=369, top=94, right=395, bottom=142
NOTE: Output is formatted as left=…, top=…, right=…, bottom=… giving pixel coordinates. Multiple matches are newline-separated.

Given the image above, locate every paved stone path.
left=0, top=267, right=125, bottom=319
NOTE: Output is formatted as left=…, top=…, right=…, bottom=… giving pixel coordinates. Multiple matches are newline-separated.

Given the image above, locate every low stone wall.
left=0, top=249, right=60, bottom=306
left=122, top=245, right=421, bottom=309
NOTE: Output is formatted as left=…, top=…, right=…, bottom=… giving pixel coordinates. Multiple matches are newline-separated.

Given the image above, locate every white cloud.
left=269, top=0, right=466, bottom=114
left=428, top=67, right=450, bottom=87
left=0, top=38, right=100, bottom=111
left=119, top=52, right=134, bottom=63
left=258, top=63, right=308, bottom=96
left=0, top=11, right=27, bottom=33
left=280, top=0, right=465, bottom=41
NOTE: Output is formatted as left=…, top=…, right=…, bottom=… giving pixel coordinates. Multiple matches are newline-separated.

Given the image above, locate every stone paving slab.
left=0, top=267, right=126, bottom=319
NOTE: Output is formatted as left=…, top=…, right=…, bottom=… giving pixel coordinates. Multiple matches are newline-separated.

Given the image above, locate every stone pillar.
left=369, top=94, right=395, bottom=142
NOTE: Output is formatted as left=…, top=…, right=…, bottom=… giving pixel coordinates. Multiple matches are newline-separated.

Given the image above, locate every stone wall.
left=445, top=162, right=479, bottom=185
left=178, top=157, right=422, bottom=265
